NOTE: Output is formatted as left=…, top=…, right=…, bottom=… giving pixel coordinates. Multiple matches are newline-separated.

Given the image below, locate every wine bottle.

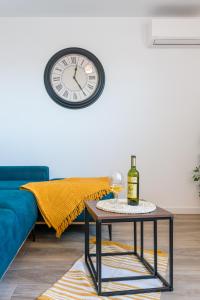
left=127, top=155, right=139, bottom=206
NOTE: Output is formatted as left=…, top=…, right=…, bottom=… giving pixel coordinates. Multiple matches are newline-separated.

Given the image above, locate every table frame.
left=85, top=207, right=173, bottom=297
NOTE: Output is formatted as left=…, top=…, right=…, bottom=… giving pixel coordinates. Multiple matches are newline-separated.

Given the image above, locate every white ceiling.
left=0, top=0, right=200, bottom=17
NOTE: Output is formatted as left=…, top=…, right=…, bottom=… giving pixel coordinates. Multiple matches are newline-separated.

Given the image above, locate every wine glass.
left=110, top=172, right=124, bottom=205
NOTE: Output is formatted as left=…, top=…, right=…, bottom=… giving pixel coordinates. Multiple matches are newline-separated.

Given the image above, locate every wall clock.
left=44, top=47, right=105, bottom=109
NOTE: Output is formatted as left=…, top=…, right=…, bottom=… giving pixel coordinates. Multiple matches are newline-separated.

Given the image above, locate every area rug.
left=37, top=240, right=168, bottom=300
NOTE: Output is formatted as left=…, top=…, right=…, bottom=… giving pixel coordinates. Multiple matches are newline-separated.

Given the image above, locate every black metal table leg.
left=30, top=226, right=36, bottom=242
left=85, top=208, right=89, bottom=263
left=154, top=220, right=158, bottom=276
left=140, top=221, right=144, bottom=258
left=108, top=224, right=112, bottom=241
left=96, top=221, right=102, bottom=295
left=169, top=217, right=174, bottom=291
left=134, top=222, right=137, bottom=254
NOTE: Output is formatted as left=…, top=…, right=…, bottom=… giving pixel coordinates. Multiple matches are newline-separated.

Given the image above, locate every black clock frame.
left=44, top=47, right=105, bottom=109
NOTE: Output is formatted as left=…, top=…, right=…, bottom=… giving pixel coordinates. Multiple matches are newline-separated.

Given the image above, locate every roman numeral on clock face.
left=87, top=84, right=94, bottom=90
left=55, top=67, right=62, bottom=72
left=56, top=84, right=63, bottom=92
left=89, top=75, right=95, bottom=81
left=71, top=57, right=76, bottom=64
left=63, top=90, right=69, bottom=98
left=73, top=92, right=77, bottom=100
left=53, top=76, right=60, bottom=82
left=62, top=59, right=67, bottom=66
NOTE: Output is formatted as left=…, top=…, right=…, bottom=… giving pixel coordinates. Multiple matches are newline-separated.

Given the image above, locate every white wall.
left=0, top=17, right=199, bottom=212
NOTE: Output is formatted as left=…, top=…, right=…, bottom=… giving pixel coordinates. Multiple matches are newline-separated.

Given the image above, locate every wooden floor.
left=0, top=215, right=200, bottom=300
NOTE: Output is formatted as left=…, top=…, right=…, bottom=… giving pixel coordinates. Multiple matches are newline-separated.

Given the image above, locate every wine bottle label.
left=128, top=176, right=137, bottom=183
left=128, top=183, right=138, bottom=199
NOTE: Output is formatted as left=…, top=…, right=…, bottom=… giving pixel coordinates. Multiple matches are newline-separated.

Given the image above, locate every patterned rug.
left=37, top=241, right=168, bottom=300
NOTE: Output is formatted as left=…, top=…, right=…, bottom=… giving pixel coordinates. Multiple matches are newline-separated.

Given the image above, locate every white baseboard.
left=164, top=207, right=200, bottom=214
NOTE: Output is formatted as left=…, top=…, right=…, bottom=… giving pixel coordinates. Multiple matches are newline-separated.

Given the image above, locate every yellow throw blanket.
left=21, top=177, right=110, bottom=238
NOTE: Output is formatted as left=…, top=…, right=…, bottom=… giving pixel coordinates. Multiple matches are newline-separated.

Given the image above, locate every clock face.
left=44, top=48, right=105, bottom=109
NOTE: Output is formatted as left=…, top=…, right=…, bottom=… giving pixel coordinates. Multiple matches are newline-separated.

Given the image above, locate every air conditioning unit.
left=151, top=19, right=200, bottom=46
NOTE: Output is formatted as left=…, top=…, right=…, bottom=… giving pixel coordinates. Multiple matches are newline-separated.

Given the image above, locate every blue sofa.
left=0, top=166, right=113, bottom=279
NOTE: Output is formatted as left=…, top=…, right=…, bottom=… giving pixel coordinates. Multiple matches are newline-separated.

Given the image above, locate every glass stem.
left=115, top=192, right=118, bottom=203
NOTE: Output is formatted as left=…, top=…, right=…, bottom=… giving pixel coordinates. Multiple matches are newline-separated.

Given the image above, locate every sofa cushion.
left=0, top=166, right=49, bottom=181
left=0, top=180, right=34, bottom=190
left=0, top=190, right=38, bottom=279
left=0, top=190, right=38, bottom=238
left=0, top=208, right=20, bottom=246
left=0, top=208, right=21, bottom=278
left=0, top=166, right=48, bottom=279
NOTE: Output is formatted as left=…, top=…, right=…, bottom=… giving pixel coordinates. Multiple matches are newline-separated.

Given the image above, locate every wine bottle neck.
left=131, top=156, right=136, bottom=168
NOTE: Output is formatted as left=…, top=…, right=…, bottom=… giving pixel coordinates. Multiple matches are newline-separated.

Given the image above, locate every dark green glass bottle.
left=127, top=155, right=139, bottom=206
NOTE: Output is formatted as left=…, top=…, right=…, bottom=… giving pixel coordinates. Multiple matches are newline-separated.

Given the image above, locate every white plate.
left=96, top=198, right=156, bottom=214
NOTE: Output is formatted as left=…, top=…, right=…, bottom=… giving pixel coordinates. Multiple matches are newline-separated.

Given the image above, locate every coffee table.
left=84, top=200, right=174, bottom=297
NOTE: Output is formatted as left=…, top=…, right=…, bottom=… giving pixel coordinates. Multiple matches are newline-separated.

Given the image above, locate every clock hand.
left=73, top=77, right=86, bottom=96
left=73, top=64, right=78, bottom=78
left=73, top=65, right=86, bottom=96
